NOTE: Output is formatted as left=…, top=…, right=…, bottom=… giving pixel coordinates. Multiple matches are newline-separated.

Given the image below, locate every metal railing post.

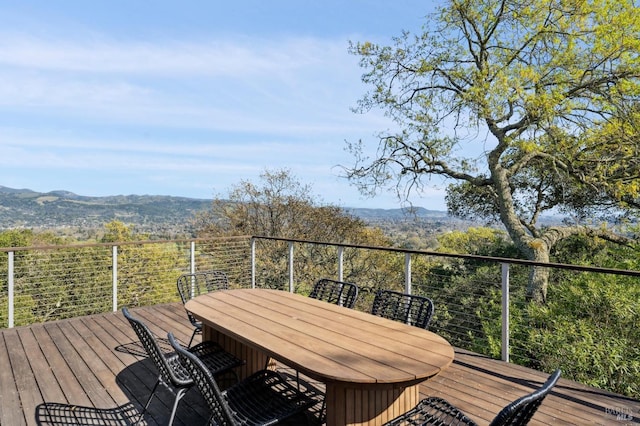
left=288, top=242, right=294, bottom=293
left=338, top=246, right=344, bottom=281
left=405, top=253, right=412, bottom=294
left=112, top=245, right=118, bottom=312
left=190, top=241, right=196, bottom=274
left=501, top=262, right=510, bottom=362
left=251, top=238, right=256, bottom=289
left=8, top=251, right=14, bottom=328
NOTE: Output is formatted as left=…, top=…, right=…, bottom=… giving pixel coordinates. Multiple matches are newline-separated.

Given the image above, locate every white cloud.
left=0, top=34, right=347, bottom=77
left=0, top=33, right=382, bottom=136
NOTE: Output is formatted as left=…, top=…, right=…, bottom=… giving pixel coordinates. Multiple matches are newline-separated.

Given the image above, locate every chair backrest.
left=177, top=270, right=229, bottom=303
left=122, top=307, right=192, bottom=388
left=309, top=278, right=359, bottom=308
left=371, top=289, right=435, bottom=329
left=168, top=332, right=237, bottom=425
left=489, top=369, right=562, bottom=426
left=177, top=271, right=230, bottom=325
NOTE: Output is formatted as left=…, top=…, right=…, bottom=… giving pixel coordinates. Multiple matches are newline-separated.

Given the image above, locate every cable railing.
left=0, top=237, right=252, bottom=328
left=2, top=235, right=639, bottom=397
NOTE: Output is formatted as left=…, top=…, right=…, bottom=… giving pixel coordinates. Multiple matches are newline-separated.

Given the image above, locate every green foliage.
left=0, top=229, right=80, bottom=326
left=523, top=273, right=640, bottom=396
left=521, top=231, right=640, bottom=395
left=436, top=227, right=518, bottom=257
left=413, top=225, right=639, bottom=398
left=411, top=227, right=523, bottom=351
left=101, top=221, right=181, bottom=307
left=0, top=222, right=183, bottom=327
left=0, top=229, right=35, bottom=247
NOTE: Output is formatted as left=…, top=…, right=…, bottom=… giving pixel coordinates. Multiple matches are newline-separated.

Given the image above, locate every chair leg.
left=187, top=328, right=197, bottom=348
left=168, top=387, right=188, bottom=426
left=319, top=399, right=326, bottom=425
left=137, top=377, right=161, bottom=424
left=138, top=377, right=188, bottom=426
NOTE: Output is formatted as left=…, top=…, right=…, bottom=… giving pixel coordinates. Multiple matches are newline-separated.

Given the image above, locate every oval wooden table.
left=185, top=288, right=454, bottom=426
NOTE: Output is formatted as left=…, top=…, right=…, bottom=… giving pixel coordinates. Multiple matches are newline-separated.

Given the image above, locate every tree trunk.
left=527, top=247, right=550, bottom=303
left=490, top=157, right=552, bottom=303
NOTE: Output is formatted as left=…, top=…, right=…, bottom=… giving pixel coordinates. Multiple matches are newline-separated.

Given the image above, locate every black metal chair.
left=177, top=270, right=230, bottom=347
left=371, top=289, right=435, bottom=329
left=168, top=332, right=317, bottom=425
left=122, top=307, right=243, bottom=425
left=384, top=369, right=561, bottom=425
left=309, top=278, right=359, bottom=308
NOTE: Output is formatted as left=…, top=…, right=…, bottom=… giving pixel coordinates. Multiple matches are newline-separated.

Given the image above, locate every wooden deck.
left=1, top=303, right=638, bottom=425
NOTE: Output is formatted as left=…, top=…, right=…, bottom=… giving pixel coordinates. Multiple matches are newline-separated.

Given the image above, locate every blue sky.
left=0, top=1, right=447, bottom=210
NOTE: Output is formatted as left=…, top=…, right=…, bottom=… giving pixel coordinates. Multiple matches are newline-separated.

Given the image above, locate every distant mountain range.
left=0, top=186, right=450, bottom=235
left=0, top=186, right=217, bottom=236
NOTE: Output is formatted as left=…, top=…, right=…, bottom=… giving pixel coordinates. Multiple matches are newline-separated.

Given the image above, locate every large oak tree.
left=347, top=0, right=640, bottom=302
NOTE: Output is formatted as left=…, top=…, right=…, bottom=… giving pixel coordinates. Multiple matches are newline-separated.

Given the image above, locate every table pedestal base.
left=202, top=320, right=430, bottom=426
left=204, top=327, right=276, bottom=379
left=324, top=382, right=418, bottom=426
left=204, top=325, right=418, bottom=425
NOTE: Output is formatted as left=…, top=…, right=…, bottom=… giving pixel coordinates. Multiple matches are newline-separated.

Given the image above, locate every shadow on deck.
left=1, top=303, right=638, bottom=425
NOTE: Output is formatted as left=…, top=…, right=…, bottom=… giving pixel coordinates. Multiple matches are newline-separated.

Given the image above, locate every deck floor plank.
left=80, top=315, right=153, bottom=404
left=4, top=328, right=48, bottom=423
left=28, top=323, right=93, bottom=408
left=59, top=317, right=126, bottom=406
left=0, top=332, right=27, bottom=426
left=16, top=327, right=65, bottom=404
left=1, top=303, right=638, bottom=426
left=43, top=321, right=115, bottom=409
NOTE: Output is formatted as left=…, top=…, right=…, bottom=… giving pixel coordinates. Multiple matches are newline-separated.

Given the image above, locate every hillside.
left=0, top=186, right=457, bottom=240
left=0, top=186, right=212, bottom=237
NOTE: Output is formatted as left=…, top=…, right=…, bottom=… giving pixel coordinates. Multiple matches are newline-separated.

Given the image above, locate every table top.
left=185, top=288, right=454, bottom=385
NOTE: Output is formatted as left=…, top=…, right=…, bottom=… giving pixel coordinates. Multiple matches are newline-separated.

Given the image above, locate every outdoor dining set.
left=122, top=271, right=561, bottom=426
